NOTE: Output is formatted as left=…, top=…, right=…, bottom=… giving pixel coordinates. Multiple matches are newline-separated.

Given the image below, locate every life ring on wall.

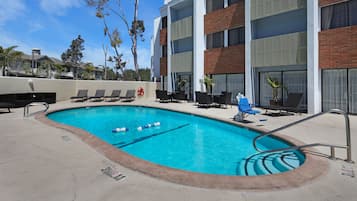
left=137, top=87, right=144, bottom=96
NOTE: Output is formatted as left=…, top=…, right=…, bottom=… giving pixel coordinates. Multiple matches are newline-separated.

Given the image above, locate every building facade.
left=151, top=0, right=357, bottom=114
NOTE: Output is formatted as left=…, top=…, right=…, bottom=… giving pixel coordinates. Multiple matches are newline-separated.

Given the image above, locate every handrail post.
left=330, top=147, right=336, bottom=160
left=343, top=111, right=353, bottom=163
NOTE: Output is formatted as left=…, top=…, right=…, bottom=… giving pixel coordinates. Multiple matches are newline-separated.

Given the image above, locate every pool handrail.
left=253, top=109, right=353, bottom=163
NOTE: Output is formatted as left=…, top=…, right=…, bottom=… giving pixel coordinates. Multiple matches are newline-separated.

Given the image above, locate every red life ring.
left=137, top=87, right=144, bottom=96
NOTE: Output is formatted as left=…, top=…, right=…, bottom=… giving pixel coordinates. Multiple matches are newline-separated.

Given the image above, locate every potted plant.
left=266, top=75, right=286, bottom=105
left=177, top=79, right=187, bottom=92
left=200, top=75, right=214, bottom=93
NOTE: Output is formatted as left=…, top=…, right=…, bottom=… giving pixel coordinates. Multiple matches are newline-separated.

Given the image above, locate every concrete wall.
left=160, top=28, right=168, bottom=45
left=160, top=57, right=168, bottom=76
left=152, top=17, right=162, bottom=79
left=204, top=1, right=245, bottom=34
left=204, top=45, right=245, bottom=74
left=0, top=77, right=157, bottom=101
left=319, top=26, right=357, bottom=69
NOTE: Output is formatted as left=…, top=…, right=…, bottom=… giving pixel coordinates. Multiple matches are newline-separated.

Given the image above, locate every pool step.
left=238, top=151, right=303, bottom=176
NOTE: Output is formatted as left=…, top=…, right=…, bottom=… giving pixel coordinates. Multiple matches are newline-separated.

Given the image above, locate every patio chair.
left=88, top=89, right=105, bottom=102
left=121, top=89, right=136, bottom=102
left=171, top=91, right=187, bottom=102
left=156, top=90, right=171, bottom=103
left=0, top=102, right=14, bottom=113
left=105, top=90, right=121, bottom=102
left=264, top=93, right=303, bottom=115
left=235, top=97, right=260, bottom=122
left=196, top=92, right=214, bottom=108
left=214, top=91, right=232, bottom=108
left=70, top=89, right=88, bottom=102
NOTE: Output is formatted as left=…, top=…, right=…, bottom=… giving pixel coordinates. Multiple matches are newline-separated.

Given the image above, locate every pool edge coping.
left=35, top=104, right=329, bottom=191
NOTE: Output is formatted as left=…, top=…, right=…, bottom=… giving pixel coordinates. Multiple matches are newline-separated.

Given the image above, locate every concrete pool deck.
left=0, top=99, right=356, bottom=201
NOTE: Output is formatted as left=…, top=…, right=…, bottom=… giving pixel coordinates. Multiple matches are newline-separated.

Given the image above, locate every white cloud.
left=0, top=0, right=26, bottom=25
left=83, top=46, right=108, bottom=67
left=84, top=44, right=151, bottom=69
left=28, top=22, right=44, bottom=33
left=0, top=29, right=32, bottom=52
left=0, top=28, right=61, bottom=58
left=119, top=45, right=152, bottom=70
left=39, top=0, right=82, bottom=16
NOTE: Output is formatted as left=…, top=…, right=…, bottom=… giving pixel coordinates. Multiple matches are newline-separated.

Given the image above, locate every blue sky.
left=0, top=0, right=162, bottom=70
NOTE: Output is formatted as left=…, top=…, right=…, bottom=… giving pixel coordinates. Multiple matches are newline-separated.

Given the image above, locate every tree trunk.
left=132, top=0, right=141, bottom=81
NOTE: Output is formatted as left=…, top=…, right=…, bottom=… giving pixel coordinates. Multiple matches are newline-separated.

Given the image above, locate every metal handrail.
left=24, top=102, right=49, bottom=117
left=253, top=109, right=353, bottom=163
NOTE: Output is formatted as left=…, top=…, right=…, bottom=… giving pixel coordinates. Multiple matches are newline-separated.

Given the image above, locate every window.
left=258, top=71, right=307, bottom=109
left=228, top=0, right=240, bottom=6
left=322, top=69, right=348, bottom=112
left=162, top=16, right=167, bottom=29
left=322, top=68, right=357, bottom=114
left=162, top=45, right=167, bottom=57
left=228, top=27, right=245, bottom=46
left=173, top=37, right=193, bottom=54
left=321, top=0, right=357, bottom=30
left=206, top=31, right=224, bottom=49
left=350, top=0, right=357, bottom=25
left=210, top=74, right=245, bottom=104
left=349, top=69, right=357, bottom=114
left=206, top=0, right=224, bottom=13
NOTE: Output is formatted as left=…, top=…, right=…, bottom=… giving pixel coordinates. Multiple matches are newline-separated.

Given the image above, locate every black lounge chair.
left=214, top=91, right=232, bottom=108
left=156, top=90, right=171, bottom=103
left=264, top=93, right=303, bottom=115
left=105, top=90, right=121, bottom=102
left=0, top=102, right=14, bottom=113
left=121, top=90, right=136, bottom=102
left=196, top=92, right=214, bottom=108
left=172, top=91, right=187, bottom=102
left=70, top=89, right=88, bottom=102
left=88, top=89, right=105, bottom=102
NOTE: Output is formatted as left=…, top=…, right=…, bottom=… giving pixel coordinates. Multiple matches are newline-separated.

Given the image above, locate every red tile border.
left=35, top=105, right=329, bottom=190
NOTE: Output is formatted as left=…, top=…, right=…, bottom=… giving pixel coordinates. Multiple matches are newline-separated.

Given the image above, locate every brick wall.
left=319, top=26, right=357, bottom=69
left=204, top=45, right=245, bottom=74
left=319, top=0, right=344, bottom=7
left=160, top=28, right=167, bottom=45
left=160, top=57, right=167, bottom=76
left=204, top=2, right=244, bottom=34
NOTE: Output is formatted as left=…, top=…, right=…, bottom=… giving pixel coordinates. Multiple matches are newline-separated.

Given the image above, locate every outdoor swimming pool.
left=48, top=106, right=305, bottom=176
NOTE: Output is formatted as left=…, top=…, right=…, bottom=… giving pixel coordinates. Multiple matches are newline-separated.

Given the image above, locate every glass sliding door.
left=174, top=72, right=193, bottom=100
left=227, top=74, right=244, bottom=104
left=322, top=69, right=348, bottom=112
left=282, top=71, right=307, bottom=110
left=349, top=69, right=357, bottom=114
left=212, top=74, right=226, bottom=95
left=259, top=72, right=282, bottom=107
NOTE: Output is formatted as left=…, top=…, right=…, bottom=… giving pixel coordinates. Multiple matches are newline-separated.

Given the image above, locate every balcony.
left=171, top=51, right=193, bottom=73
left=251, top=0, right=306, bottom=20
left=251, top=31, right=307, bottom=67
left=171, top=16, right=192, bottom=41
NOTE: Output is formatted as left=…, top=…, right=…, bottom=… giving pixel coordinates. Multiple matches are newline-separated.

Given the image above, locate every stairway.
left=237, top=151, right=305, bottom=176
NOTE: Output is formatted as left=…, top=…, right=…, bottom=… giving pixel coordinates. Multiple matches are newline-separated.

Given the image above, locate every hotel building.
left=151, top=0, right=357, bottom=114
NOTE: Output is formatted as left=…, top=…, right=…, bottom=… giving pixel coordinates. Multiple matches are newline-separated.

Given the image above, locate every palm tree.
left=0, top=45, right=24, bottom=76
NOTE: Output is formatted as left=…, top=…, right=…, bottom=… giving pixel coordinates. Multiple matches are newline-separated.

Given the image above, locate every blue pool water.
left=48, top=106, right=305, bottom=176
